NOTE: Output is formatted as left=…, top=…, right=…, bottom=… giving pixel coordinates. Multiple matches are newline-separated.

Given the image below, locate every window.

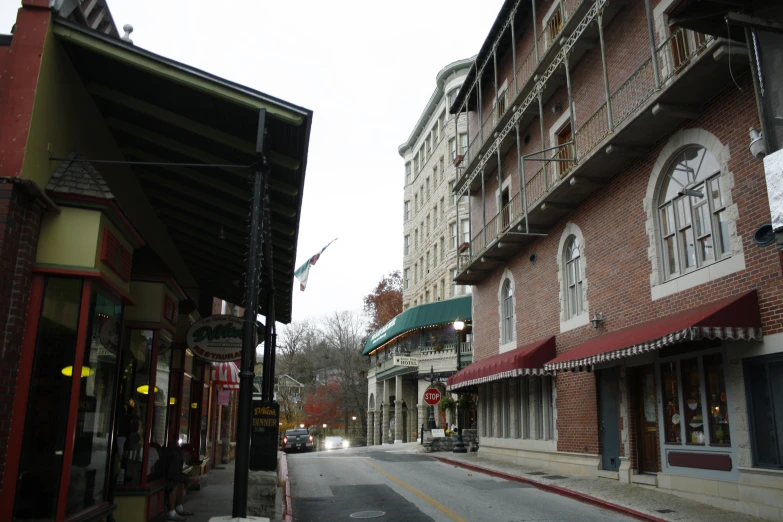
left=564, top=235, right=583, bottom=319
left=497, top=88, right=507, bottom=117
left=433, top=166, right=438, bottom=186
left=452, top=269, right=458, bottom=297
left=459, top=133, right=468, bottom=155
left=518, top=377, right=529, bottom=439
left=414, top=193, right=418, bottom=212
left=404, top=235, right=410, bottom=255
left=420, top=257, right=424, bottom=279
left=556, top=121, right=574, bottom=177
left=426, top=215, right=430, bottom=236
left=449, top=182, right=457, bottom=205
left=433, top=206, right=438, bottom=228
left=404, top=200, right=411, bottom=221
left=440, top=198, right=445, bottom=220
left=432, top=247, right=437, bottom=267
left=450, top=223, right=458, bottom=249
left=439, top=279, right=445, bottom=300
left=440, top=237, right=445, bottom=261
left=660, top=353, right=732, bottom=447
left=546, top=3, right=564, bottom=45
left=461, top=219, right=470, bottom=244
left=425, top=290, right=430, bottom=303
left=414, top=229, right=418, bottom=249
left=414, top=263, right=418, bottom=284
left=502, top=279, right=514, bottom=344
left=405, top=162, right=412, bottom=185
left=426, top=252, right=430, bottom=271
left=450, top=138, right=457, bottom=161
left=439, top=157, right=444, bottom=179
left=426, top=177, right=430, bottom=199
left=448, top=89, right=458, bottom=109
left=745, top=354, right=783, bottom=468
left=404, top=268, right=410, bottom=289
left=414, top=156, right=419, bottom=173
left=657, top=146, right=728, bottom=280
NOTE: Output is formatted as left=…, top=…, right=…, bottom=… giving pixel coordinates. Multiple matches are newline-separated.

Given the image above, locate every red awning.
left=447, top=337, right=556, bottom=391
left=211, top=362, right=240, bottom=390
left=545, top=290, right=763, bottom=372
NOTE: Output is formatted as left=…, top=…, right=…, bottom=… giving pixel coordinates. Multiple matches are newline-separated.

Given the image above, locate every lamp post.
left=352, top=416, right=357, bottom=440
left=452, top=317, right=467, bottom=453
left=428, top=365, right=436, bottom=429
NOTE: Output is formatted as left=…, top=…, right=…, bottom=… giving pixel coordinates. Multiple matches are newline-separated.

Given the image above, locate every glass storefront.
left=148, top=331, right=173, bottom=483
left=14, top=278, right=84, bottom=519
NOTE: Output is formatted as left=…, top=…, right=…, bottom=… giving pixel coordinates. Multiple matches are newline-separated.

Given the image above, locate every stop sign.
left=423, top=387, right=441, bottom=405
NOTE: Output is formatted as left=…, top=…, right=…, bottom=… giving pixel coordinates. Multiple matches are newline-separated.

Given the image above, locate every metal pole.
left=497, top=148, right=503, bottom=230
left=481, top=169, right=487, bottom=247
left=537, top=91, right=547, bottom=186
left=467, top=189, right=473, bottom=258
left=564, top=53, right=577, bottom=163
left=428, top=366, right=436, bottom=429
left=493, top=49, right=499, bottom=123
left=644, top=0, right=661, bottom=89
left=465, top=94, right=471, bottom=164
left=597, top=8, right=614, bottom=131
left=478, top=72, right=484, bottom=144
left=532, top=0, right=540, bottom=62
left=511, top=9, right=518, bottom=95
left=516, top=123, right=529, bottom=234
left=232, top=109, right=267, bottom=518
left=452, top=326, right=467, bottom=453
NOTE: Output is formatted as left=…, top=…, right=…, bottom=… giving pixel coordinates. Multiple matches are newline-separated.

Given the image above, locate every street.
left=288, top=446, right=633, bottom=522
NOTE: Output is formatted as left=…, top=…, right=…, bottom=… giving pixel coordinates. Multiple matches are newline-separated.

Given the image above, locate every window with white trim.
left=657, top=146, right=729, bottom=279
left=440, top=237, right=445, bottom=261
left=413, top=263, right=418, bottom=284
left=404, top=200, right=410, bottom=222
left=404, top=235, right=410, bottom=256
left=404, top=268, right=410, bottom=289
left=450, top=138, right=457, bottom=162
left=450, top=223, right=458, bottom=249
left=502, top=278, right=514, bottom=344
left=449, top=182, right=456, bottom=205
left=564, top=235, right=583, bottom=319
left=405, top=162, right=412, bottom=185
left=461, top=219, right=470, bottom=244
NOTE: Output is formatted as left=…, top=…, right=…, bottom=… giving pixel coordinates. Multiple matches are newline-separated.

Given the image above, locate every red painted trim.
left=56, top=280, right=93, bottom=521
left=0, top=275, right=45, bottom=521
left=431, top=456, right=666, bottom=522
left=47, top=194, right=145, bottom=247
left=32, top=266, right=136, bottom=305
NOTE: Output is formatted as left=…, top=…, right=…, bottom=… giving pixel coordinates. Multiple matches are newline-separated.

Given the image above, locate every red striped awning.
left=545, top=290, right=763, bottom=372
left=447, top=337, right=555, bottom=391
left=211, top=362, right=240, bottom=390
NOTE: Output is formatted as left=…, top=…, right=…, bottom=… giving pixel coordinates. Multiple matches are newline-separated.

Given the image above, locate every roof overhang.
left=667, top=0, right=781, bottom=41
left=52, top=19, right=312, bottom=323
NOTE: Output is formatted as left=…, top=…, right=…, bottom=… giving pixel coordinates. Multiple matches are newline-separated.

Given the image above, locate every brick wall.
left=0, top=181, right=43, bottom=502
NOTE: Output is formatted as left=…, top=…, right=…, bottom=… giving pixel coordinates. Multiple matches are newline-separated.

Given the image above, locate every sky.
left=0, top=0, right=503, bottom=325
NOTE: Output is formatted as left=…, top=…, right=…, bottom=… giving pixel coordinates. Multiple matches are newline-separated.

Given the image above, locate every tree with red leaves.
left=363, top=270, right=403, bottom=334
left=303, top=382, right=343, bottom=428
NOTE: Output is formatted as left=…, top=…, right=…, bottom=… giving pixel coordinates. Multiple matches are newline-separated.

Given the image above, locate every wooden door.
left=637, top=365, right=661, bottom=473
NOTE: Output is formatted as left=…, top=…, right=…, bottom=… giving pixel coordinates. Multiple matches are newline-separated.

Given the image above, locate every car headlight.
left=342, top=441, right=349, bottom=448
left=325, top=442, right=332, bottom=449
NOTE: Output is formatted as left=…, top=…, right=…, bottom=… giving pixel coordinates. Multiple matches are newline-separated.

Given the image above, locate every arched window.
left=657, top=146, right=729, bottom=279
left=564, top=235, right=583, bottom=319
left=502, top=279, right=514, bottom=344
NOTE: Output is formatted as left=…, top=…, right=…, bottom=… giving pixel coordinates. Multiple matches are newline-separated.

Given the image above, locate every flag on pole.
left=294, top=238, right=337, bottom=291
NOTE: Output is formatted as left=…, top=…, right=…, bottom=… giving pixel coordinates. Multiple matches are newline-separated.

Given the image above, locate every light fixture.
left=300, top=423, right=305, bottom=428
left=61, top=366, right=94, bottom=378
left=323, top=424, right=327, bottom=428
left=754, top=222, right=775, bottom=247
left=136, top=385, right=159, bottom=394
left=454, top=318, right=465, bottom=332
left=169, top=397, right=176, bottom=405
left=749, top=127, right=766, bottom=160
left=591, top=312, right=605, bottom=329
left=191, top=402, right=198, bottom=409
left=352, top=416, right=357, bottom=421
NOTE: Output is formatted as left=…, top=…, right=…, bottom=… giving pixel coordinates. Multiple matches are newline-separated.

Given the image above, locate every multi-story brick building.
left=445, top=0, right=783, bottom=518
left=363, top=60, right=477, bottom=446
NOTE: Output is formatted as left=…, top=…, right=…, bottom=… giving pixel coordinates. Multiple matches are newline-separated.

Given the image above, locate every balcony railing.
left=459, top=28, right=713, bottom=272
left=371, top=342, right=474, bottom=376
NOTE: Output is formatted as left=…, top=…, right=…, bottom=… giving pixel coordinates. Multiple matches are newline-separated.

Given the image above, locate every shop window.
left=147, top=331, right=174, bottom=483
left=681, top=358, right=705, bottom=445
left=180, top=375, right=192, bottom=445
left=703, top=354, right=730, bottom=446
left=745, top=355, right=783, bottom=469
left=116, top=329, right=154, bottom=486
left=518, top=376, right=529, bottom=439
left=14, top=278, right=84, bottom=520
left=65, top=289, right=123, bottom=516
left=661, top=361, right=682, bottom=443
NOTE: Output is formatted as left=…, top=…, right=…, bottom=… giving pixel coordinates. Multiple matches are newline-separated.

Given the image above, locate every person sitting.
left=164, top=443, right=194, bottom=521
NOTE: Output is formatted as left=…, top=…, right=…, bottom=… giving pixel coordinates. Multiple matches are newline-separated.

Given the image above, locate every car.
left=282, top=429, right=314, bottom=453
left=323, top=436, right=349, bottom=450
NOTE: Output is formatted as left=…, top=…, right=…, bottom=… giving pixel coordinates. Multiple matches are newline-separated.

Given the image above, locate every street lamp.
left=352, top=416, right=357, bottom=439
left=452, top=317, right=467, bottom=454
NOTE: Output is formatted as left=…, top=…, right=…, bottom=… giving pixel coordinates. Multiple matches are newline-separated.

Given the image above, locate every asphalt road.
left=287, top=446, right=633, bottom=522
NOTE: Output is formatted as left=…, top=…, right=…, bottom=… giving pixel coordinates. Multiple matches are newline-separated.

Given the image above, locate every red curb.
left=280, top=452, right=293, bottom=522
left=432, top=456, right=666, bottom=522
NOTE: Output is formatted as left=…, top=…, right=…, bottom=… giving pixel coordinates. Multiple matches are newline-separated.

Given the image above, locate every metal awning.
left=362, top=296, right=472, bottom=356
left=52, top=19, right=312, bottom=323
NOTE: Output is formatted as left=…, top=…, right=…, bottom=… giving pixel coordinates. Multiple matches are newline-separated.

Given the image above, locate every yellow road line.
left=362, top=458, right=467, bottom=522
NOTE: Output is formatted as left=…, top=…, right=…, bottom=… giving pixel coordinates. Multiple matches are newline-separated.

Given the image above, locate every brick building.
left=0, top=1, right=311, bottom=520
left=445, top=0, right=783, bottom=518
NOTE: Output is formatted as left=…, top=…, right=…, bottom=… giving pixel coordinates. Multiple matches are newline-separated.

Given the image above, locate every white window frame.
left=542, top=0, right=564, bottom=51
left=404, top=235, right=410, bottom=256
left=644, top=129, right=744, bottom=301
left=557, top=222, right=589, bottom=333
left=563, top=235, right=584, bottom=320
left=497, top=268, right=516, bottom=353
left=404, top=268, right=410, bottom=289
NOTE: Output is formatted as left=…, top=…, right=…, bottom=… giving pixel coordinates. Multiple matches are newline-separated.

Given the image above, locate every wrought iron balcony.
left=456, top=28, right=746, bottom=284
left=370, top=342, right=474, bottom=381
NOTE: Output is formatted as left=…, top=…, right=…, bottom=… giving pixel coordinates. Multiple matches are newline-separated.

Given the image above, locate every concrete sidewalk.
left=433, top=451, right=762, bottom=522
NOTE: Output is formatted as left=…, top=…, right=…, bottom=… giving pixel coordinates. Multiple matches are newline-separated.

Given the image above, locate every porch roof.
left=52, top=19, right=312, bottom=323
left=545, top=290, right=762, bottom=372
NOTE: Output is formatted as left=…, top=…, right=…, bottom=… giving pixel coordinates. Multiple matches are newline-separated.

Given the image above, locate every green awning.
left=362, top=295, right=472, bottom=355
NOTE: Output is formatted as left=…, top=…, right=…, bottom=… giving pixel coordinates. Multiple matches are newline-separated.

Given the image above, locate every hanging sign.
left=186, top=315, right=245, bottom=362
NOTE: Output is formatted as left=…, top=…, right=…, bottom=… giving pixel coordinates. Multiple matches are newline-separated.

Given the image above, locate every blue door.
left=598, top=368, right=621, bottom=472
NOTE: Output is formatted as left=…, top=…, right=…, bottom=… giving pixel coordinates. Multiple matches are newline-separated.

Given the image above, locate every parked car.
left=323, top=436, right=349, bottom=450
left=282, top=429, right=313, bottom=453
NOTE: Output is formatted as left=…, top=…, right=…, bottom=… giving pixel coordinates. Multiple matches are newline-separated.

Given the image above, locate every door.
left=500, top=188, right=511, bottom=229
left=598, top=368, right=621, bottom=472
left=637, top=365, right=660, bottom=473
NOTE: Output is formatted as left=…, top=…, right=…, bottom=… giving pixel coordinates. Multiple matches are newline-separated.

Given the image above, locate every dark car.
left=283, top=429, right=313, bottom=453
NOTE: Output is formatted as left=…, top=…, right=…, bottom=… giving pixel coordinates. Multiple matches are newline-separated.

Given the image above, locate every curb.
left=431, top=456, right=666, bottom=522
left=279, top=452, right=293, bottom=522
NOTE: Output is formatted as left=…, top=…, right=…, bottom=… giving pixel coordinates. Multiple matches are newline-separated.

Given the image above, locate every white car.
left=323, top=436, right=349, bottom=450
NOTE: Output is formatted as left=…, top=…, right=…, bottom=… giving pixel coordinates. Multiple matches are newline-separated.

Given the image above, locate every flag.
left=294, top=238, right=337, bottom=291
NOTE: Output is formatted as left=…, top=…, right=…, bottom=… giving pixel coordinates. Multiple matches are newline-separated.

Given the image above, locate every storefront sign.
left=431, top=429, right=446, bottom=438
left=186, top=315, right=245, bottom=362
left=250, top=400, right=279, bottom=471
left=393, top=356, right=418, bottom=367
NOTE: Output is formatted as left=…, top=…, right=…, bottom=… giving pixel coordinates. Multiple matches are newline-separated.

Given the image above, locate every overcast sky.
left=1, top=0, right=502, bottom=325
